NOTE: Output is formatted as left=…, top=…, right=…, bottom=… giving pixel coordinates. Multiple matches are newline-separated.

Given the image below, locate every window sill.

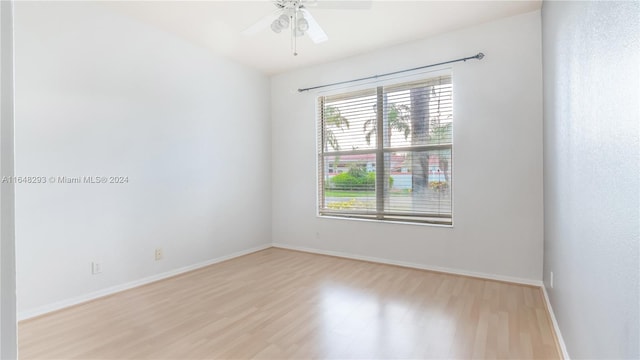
left=316, top=214, right=454, bottom=228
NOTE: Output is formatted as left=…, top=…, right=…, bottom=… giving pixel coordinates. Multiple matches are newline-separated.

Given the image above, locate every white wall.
left=14, top=2, right=271, bottom=317
left=542, top=1, right=640, bottom=358
left=1, top=0, right=17, bottom=357
left=271, top=11, right=543, bottom=282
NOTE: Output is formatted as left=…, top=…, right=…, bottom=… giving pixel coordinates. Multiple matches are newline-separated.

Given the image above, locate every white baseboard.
left=17, top=244, right=271, bottom=321
left=542, top=285, right=571, bottom=359
left=272, top=243, right=544, bottom=287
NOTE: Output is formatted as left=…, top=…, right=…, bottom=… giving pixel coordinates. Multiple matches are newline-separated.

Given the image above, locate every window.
left=317, top=75, right=453, bottom=225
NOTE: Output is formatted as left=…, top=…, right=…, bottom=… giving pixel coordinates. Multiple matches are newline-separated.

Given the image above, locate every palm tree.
left=323, top=105, right=349, bottom=151
left=410, top=86, right=432, bottom=195
left=362, top=103, right=411, bottom=145
left=323, top=106, right=350, bottom=182
left=362, top=101, right=411, bottom=193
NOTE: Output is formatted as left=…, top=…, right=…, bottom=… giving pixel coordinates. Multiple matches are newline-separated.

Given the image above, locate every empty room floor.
left=18, top=248, right=561, bottom=359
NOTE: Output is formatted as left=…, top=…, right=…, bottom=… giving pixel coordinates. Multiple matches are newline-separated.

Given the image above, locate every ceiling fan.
left=242, top=0, right=370, bottom=56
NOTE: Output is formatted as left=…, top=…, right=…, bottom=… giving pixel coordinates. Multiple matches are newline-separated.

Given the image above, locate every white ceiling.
left=105, top=1, right=542, bottom=75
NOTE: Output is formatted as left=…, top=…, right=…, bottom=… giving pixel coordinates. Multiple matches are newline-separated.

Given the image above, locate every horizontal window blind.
left=318, top=75, right=453, bottom=225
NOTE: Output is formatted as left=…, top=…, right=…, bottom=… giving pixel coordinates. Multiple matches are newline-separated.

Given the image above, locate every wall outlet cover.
left=155, top=248, right=163, bottom=261
left=91, top=262, right=102, bottom=275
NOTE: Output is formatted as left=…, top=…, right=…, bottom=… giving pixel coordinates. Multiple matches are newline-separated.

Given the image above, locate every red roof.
left=326, top=153, right=442, bottom=168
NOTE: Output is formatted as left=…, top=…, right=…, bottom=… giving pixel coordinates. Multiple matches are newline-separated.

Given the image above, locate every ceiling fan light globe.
left=294, top=29, right=304, bottom=37
left=270, top=21, right=282, bottom=33
left=277, top=14, right=290, bottom=28
left=297, top=18, right=309, bottom=31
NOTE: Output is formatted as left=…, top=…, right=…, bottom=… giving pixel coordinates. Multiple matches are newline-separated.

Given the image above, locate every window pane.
left=384, top=150, right=452, bottom=217
left=384, top=78, right=453, bottom=148
left=322, top=90, right=377, bottom=152
left=322, top=154, right=377, bottom=213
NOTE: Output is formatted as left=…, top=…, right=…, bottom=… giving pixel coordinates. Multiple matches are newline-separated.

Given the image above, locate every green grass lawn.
left=325, top=190, right=375, bottom=197
left=325, top=189, right=411, bottom=197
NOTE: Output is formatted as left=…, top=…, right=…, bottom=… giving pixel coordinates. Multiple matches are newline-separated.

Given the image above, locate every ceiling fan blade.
left=304, top=0, right=372, bottom=10
left=300, top=9, right=328, bottom=44
left=242, top=9, right=281, bottom=36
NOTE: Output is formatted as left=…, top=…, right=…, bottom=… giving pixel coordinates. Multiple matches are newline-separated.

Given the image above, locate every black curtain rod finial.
left=476, top=52, right=485, bottom=60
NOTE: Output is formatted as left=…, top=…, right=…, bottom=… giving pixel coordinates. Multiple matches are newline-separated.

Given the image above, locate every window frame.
left=316, top=71, right=454, bottom=226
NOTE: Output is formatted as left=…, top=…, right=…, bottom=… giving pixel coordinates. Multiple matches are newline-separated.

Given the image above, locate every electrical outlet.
left=91, top=262, right=102, bottom=275
left=550, top=271, right=554, bottom=288
left=155, top=248, right=163, bottom=261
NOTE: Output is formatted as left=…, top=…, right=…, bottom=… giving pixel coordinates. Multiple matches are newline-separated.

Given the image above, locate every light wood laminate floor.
left=19, top=248, right=561, bottom=359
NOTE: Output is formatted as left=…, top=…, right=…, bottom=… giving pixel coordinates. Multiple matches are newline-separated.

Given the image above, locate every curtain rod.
left=297, top=52, right=484, bottom=93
